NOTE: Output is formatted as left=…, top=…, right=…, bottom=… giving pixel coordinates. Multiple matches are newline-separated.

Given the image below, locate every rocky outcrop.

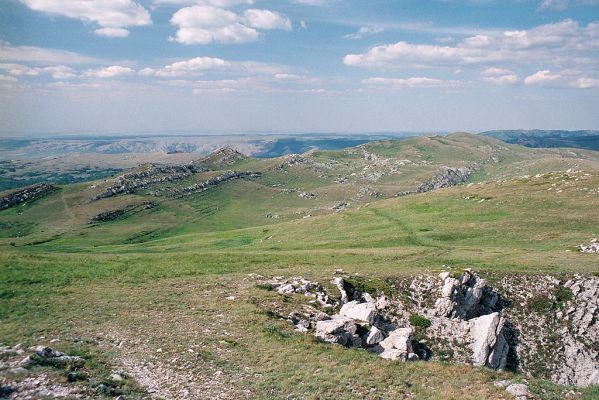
left=396, top=165, right=479, bottom=196
left=0, top=344, right=93, bottom=399
left=261, top=271, right=599, bottom=388
left=0, top=183, right=56, bottom=210
left=91, top=202, right=156, bottom=222
left=578, top=238, right=599, bottom=253
left=172, top=171, right=261, bottom=198
left=93, top=164, right=206, bottom=200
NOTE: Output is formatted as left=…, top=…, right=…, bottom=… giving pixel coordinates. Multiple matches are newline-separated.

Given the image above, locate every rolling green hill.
left=1, top=133, right=599, bottom=399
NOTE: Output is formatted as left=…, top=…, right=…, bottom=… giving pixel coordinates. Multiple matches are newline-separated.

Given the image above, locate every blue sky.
left=0, top=0, right=598, bottom=135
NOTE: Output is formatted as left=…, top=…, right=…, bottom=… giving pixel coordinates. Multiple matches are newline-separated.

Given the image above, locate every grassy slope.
left=1, top=134, right=599, bottom=399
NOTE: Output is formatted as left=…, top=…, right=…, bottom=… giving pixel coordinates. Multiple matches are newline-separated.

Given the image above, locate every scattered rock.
left=505, top=383, right=532, bottom=400
left=0, top=183, right=56, bottom=210
left=578, top=238, right=599, bottom=253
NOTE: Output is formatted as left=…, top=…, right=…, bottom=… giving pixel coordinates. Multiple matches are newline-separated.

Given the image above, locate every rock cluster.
left=1, top=344, right=92, bottom=399
left=172, top=171, right=261, bottom=198
left=93, top=163, right=206, bottom=200
left=578, top=238, right=599, bottom=253
left=0, top=183, right=56, bottom=210
left=263, top=270, right=599, bottom=388
left=91, top=202, right=156, bottom=222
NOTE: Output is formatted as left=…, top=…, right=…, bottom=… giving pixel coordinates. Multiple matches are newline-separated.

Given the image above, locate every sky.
left=0, top=0, right=598, bottom=136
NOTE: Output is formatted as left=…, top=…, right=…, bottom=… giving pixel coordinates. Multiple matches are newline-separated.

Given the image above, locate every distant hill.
left=481, top=130, right=599, bottom=151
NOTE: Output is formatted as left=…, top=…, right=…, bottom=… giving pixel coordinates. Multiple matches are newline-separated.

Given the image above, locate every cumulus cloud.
left=244, top=9, right=291, bottom=30
left=20, top=0, right=151, bottom=37
left=139, top=56, right=283, bottom=77
left=83, top=66, right=136, bottom=78
left=483, top=74, right=518, bottom=85
left=0, top=63, right=77, bottom=79
left=524, top=70, right=563, bottom=85
left=362, top=77, right=461, bottom=88
left=524, top=69, right=599, bottom=88
left=94, top=27, right=131, bottom=38
left=343, top=19, right=599, bottom=71
left=169, top=5, right=291, bottom=44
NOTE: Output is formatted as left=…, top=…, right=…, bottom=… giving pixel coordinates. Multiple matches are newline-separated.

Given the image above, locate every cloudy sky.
left=1, top=0, right=598, bottom=135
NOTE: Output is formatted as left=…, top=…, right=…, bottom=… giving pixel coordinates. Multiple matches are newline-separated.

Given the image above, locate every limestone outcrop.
left=0, top=183, right=56, bottom=210
left=261, top=271, right=599, bottom=388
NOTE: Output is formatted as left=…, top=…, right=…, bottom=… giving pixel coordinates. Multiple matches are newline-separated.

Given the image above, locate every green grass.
left=1, top=134, right=599, bottom=398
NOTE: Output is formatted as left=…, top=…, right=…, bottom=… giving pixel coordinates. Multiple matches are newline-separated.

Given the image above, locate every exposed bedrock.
left=262, top=271, right=598, bottom=388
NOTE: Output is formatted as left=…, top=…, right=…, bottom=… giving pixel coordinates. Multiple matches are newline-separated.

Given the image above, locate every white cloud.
left=0, top=43, right=98, bottom=64
left=363, top=77, right=460, bottom=88
left=0, top=63, right=77, bottom=79
left=139, top=56, right=284, bottom=77
left=20, top=0, right=151, bottom=37
left=538, top=0, right=599, bottom=11
left=153, top=0, right=254, bottom=6
left=344, top=20, right=599, bottom=70
left=482, top=67, right=513, bottom=76
left=524, top=69, right=599, bottom=88
left=483, top=74, right=518, bottom=85
left=0, top=75, right=18, bottom=82
left=524, top=70, right=563, bottom=85
left=344, top=26, right=384, bottom=40
left=169, top=5, right=291, bottom=44
left=244, top=9, right=291, bottom=30
left=83, top=66, right=136, bottom=78
left=95, top=27, right=130, bottom=38
left=574, top=77, right=599, bottom=88
left=140, top=57, right=231, bottom=77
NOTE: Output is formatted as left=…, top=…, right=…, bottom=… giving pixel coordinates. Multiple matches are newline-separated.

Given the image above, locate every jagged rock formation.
left=416, top=166, right=477, bottom=193
left=91, top=202, right=156, bottom=222
left=171, top=171, right=261, bottom=198
left=0, top=183, right=57, bottom=210
left=397, top=165, right=479, bottom=196
left=261, top=271, right=599, bottom=388
left=197, top=147, right=247, bottom=168
left=93, top=164, right=206, bottom=200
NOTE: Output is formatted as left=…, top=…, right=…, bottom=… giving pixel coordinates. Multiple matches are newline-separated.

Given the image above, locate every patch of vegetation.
left=527, top=295, right=553, bottom=313
left=263, top=323, right=297, bottom=341
left=345, top=276, right=393, bottom=297
left=555, top=285, right=573, bottom=304
left=410, top=313, right=432, bottom=329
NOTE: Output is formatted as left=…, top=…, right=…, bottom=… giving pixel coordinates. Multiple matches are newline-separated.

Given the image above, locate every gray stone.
left=339, top=301, right=377, bottom=325
left=379, top=328, right=413, bottom=354
left=315, top=316, right=357, bottom=345
left=365, top=326, right=384, bottom=345
left=505, top=383, right=531, bottom=399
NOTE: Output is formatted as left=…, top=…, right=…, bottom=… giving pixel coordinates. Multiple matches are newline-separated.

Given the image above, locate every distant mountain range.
left=0, top=133, right=419, bottom=160
left=481, top=130, right=599, bottom=151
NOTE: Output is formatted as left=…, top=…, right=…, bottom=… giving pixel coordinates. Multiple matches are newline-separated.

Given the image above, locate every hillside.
left=1, top=133, right=599, bottom=399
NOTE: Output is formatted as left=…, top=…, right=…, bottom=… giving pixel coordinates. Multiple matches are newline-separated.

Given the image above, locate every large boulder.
left=365, top=326, right=384, bottom=346
left=468, top=312, right=507, bottom=370
left=378, top=328, right=415, bottom=361
left=339, top=301, right=377, bottom=325
left=315, top=316, right=358, bottom=346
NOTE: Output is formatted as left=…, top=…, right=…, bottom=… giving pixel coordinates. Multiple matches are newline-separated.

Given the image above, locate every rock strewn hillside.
left=0, top=184, right=57, bottom=210
left=261, top=271, right=599, bottom=388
